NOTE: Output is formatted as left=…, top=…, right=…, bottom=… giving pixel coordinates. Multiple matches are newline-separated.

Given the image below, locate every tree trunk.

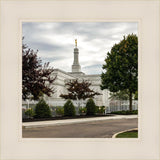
left=129, top=91, right=132, bottom=111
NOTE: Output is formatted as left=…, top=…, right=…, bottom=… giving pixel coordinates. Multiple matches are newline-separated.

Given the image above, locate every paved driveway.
left=22, top=118, right=138, bottom=138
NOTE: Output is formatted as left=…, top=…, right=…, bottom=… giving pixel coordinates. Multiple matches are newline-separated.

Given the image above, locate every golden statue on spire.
left=75, top=39, right=77, bottom=47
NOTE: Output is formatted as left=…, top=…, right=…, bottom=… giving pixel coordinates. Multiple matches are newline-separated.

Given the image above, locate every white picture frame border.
left=19, top=19, right=141, bottom=143
left=0, top=0, right=159, bottom=160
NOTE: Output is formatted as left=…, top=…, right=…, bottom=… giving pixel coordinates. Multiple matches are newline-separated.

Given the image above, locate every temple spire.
left=72, top=39, right=81, bottom=73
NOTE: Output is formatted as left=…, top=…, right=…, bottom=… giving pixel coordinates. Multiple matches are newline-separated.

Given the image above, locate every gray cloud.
left=29, top=41, right=63, bottom=52
left=22, top=22, right=138, bottom=74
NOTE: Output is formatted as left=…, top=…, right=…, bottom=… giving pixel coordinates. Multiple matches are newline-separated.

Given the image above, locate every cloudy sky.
left=22, top=22, right=138, bottom=74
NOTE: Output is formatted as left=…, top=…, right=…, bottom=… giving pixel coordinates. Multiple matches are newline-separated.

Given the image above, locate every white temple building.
left=44, top=39, right=110, bottom=107
left=22, top=39, right=138, bottom=113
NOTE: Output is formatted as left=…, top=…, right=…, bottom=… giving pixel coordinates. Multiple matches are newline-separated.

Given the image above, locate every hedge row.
left=24, top=98, right=138, bottom=119
left=111, top=110, right=138, bottom=115
left=25, top=98, right=98, bottom=118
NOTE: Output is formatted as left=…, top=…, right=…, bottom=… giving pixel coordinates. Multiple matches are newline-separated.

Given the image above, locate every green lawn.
left=116, top=130, right=138, bottom=138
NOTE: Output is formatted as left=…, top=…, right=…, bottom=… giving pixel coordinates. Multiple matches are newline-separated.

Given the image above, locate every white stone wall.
left=79, top=74, right=108, bottom=106
left=22, top=69, right=110, bottom=107
left=46, top=70, right=109, bottom=107
left=50, top=69, right=75, bottom=99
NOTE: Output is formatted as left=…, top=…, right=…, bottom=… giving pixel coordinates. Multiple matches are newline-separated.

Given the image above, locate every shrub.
left=96, top=106, right=105, bottom=114
left=79, top=107, right=87, bottom=115
left=63, top=100, right=75, bottom=116
left=34, top=99, right=52, bottom=118
left=25, top=108, right=34, bottom=118
left=132, top=110, right=138, bottom=114
left=86, top=98, right=96, bottom=115
left=56, top=107, right=64, bottom=116
left=111, top=110, right=138, bottom=115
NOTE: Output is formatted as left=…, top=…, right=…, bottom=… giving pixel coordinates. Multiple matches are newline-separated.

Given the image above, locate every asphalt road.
left=22, top=118, right=138, bottom=138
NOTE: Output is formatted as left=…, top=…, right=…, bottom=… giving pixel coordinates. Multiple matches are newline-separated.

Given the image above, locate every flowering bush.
left=78, top=107, right=87, bottom=115
left=96, top=106, right=105, bottom=114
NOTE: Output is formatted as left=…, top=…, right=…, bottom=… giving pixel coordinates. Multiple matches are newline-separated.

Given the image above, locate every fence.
left=22, top=99, right=138, bottom=118
left=106, top=100, right=138, bottom=113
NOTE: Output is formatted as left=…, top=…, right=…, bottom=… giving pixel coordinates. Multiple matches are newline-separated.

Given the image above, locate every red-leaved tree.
left=22, top=42, right=56, bottom=100
left=60, top=79, right=100, bottom=106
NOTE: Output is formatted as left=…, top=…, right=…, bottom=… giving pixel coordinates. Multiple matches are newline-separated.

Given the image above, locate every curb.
left=112, top=128, right=138, bottom=138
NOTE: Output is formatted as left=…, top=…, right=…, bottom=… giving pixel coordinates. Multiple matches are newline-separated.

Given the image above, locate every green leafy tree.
left=109, top=90, right=129, bottom=100
left=101, top=34, right=138, bottom=111
left=134, top=91, right=138, bottom=100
